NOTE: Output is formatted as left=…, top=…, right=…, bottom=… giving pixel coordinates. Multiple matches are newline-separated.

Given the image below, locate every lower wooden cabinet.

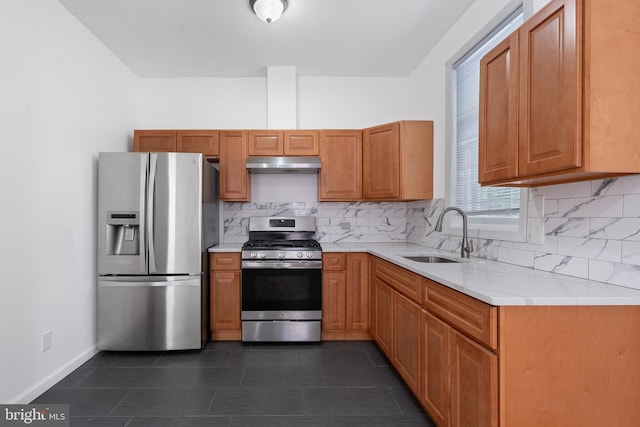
left=372, top=276, right=394, bottom=357
left=393, top=291, right=421, bottom=395
left=421, top=310, right=451, bottom=427
left=450, top=329, right=498, bottom=427
left=371, top=258, right=421, bottom=395
left=322, top=253, right=370, bottom=340
left=209, top=253, right=241, bottom=340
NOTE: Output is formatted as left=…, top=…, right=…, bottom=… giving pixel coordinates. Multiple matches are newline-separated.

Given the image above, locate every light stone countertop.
left=209, top=242, right=640, bottom=306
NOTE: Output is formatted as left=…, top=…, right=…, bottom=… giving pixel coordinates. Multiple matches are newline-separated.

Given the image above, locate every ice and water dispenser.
left=106, top=211, right=140, bottom=255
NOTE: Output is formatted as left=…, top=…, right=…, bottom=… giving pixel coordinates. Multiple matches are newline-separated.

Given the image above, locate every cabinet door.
left=450, top=330, right=498, bottom=427
left=322, top=271, right=347, bottom=330
left=421, top=310, right=451, bottom=427
left=318, top=130, right=362, bottom=200
left=479, top=33, right=519, bottom=184
left=373, top=277, right=393, bottom=359
left=177, top=130, right=219, bottom=157
left=518, top=0, right=581, bottom=177
left=248, top=130, right=283, bottom=156
left=210, top=271, right=241, bottom=331
left=393, top=292, right=421, bottom=395
left=134, top=130, right=176, bottom=152
left=363, top=123, right=400, bottom=200
left=219, top=131, right=250, bottom=201
left=346, top=253, right=369, bottom=331
left=284, top=130, right=319, bottom=156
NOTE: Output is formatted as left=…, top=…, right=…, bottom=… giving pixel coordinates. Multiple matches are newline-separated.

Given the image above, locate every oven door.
left=241, top=260, right=322, bottom=321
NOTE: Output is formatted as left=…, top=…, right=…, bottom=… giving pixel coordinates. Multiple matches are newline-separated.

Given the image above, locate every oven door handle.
left=241, top=260, right=322, bottom=269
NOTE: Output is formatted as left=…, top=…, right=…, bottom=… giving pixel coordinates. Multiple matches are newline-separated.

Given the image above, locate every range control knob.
left=278, top=251, right=285, bottom=258
left=297, top=252, right=304, bottom=259
left=306, top=252, right=314, bottom=258
left=259, top=252, right=267, bottom=258
left=250, top=252, right=258, bottom=259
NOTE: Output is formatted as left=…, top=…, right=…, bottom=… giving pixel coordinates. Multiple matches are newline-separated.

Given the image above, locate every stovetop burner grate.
left=242, top=239, right=322, bottom=250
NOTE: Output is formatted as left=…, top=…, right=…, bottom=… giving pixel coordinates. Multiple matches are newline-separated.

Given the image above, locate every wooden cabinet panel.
left=284, top=130, right=319, bottom=155
left=423, top=279, right=497, bottom=350
left=210, top=253, right=241, bottom=270
left=219, top=130, right=250, bottom=201
left=479, top=33, right=519, bottom=184
left=421, top=310, right=451, bottom=427
left=363, top=121, right=433, bottom=201
left=373, top=277, right=393, bottom=359
left=393, top=291, right=421, bottom=395
left=450, top=329, right=498, bottom=427
left=499, top=305, right=640, bottom=426
left=374, top=258, right=421, bottom=304
left=248, top=130, right=283, bottom=156
left=318, top=130, right=363, bottom=201
left=518, top=0, right=581, bottom=177
left=133, top=130, right=176, bottom=152
left=322, top=271, right=347, bottom=331
left=322, top=253, right=370, bottom=340
left=209, top=253, right=241, bottom=341
left=177, top=130, right=219, bottom=157
left=346, top=253, right=369, bottom=331
left=210, top=271, right=241, bottom=331
left=322, top=253, right=346, bottom=271
left=363, top=122, right=400, bottom=199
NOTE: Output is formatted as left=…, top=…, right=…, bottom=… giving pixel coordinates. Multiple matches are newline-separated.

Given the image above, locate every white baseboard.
left=8, top=345, right=99, bottom=404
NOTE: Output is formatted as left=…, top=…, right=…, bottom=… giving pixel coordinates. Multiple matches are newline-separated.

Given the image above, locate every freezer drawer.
left=98, top=276, right=201, bottom=351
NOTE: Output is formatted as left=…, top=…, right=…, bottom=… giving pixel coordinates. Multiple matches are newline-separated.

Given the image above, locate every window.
left=446, top=7, right=526, bottom=241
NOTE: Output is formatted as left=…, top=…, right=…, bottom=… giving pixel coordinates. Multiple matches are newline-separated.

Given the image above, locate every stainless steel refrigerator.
left=97, top=152, right=218, bottom=351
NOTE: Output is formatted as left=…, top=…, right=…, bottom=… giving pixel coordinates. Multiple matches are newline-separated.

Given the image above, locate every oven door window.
left=242, top=268, right=321, bottom=311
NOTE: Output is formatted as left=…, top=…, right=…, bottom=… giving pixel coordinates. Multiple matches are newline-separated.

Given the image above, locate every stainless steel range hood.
left=246, top=156, right=321, bottom=174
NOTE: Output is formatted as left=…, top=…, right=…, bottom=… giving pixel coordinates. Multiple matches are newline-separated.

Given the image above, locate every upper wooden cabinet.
left=479, top=0, right=640, bottom=186
left=134, top=130, right=176, bottom=152
left=248, top=130, right=283, bottom=156
left=479, top=34, right=519, bottom=183
left=284, top=130, right=319, bottom=155
left=363, top=121, right=433, bottom=201
left=134, top=130, right=219, bottom=157
left=177, top=130, right=219, bottom=157
left=219, top=130, right=250, bottom=201
left=248, top=130, right=319, bottom=156
left=318, top=130, right=363, bottom=201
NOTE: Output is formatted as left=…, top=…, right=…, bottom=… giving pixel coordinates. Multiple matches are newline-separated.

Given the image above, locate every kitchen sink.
left=401, top=255, right=461, bottom=263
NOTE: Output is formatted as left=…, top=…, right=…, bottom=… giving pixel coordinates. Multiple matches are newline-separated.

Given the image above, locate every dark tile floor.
left=33, top=341, right=436, bottom=426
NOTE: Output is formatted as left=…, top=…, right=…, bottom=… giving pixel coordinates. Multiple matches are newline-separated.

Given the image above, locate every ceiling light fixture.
left=250, top=0, right=288, bottom=24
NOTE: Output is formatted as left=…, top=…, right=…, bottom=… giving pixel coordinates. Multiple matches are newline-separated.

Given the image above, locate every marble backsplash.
left=223, top=201, right=409, bottom=244
left=222, top=174, right=640, bottom=290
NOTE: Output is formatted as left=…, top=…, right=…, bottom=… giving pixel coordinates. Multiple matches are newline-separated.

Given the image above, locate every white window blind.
left=452, top=10, right=523, bottom=220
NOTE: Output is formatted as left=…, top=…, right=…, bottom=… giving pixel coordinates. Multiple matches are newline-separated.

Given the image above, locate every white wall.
left=138, top=77, right=268, bottom=129
left=0, top=0, right=138, bottom=403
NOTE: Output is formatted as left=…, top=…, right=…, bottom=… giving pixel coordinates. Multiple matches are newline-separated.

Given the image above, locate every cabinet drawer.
left=374, top=258, right=421, bottom=304
left=210, top=253, right=241, bottom=271
left=323, top=253, right=347, bottom=271
left=423, top=279, right=497, bottom=350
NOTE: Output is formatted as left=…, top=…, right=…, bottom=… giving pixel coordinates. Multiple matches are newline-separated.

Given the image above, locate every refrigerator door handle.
left=139, top=155, right=148, bottom=273
left=147, top=153, right=157, bottom=273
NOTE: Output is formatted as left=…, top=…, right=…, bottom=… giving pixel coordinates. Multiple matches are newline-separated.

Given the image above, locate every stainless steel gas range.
left=241, top=217, right=322, bottom=342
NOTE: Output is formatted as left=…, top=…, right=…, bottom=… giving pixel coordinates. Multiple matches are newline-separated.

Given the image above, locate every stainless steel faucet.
left=434, top=207, right=474, bottom=258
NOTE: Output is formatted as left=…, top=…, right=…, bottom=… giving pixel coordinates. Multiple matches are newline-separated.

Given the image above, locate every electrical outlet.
left=340, top=222, right=351, bottom=231
left=41, top=330, right=52, bottom=352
